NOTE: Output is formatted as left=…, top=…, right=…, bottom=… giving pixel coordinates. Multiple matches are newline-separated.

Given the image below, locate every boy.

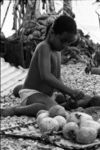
left=1, top=15, right=84, bottom=117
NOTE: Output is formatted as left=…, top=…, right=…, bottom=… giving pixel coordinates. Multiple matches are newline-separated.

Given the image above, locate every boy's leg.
left=77, top=95, right=92, bottom=108
left=13, top=84, right=23, bottom=97
left=1, top=92, right=57, bottom=117
left=1, top=103, right=47, bottom=117
left=77, top=95, right=100, bottom=108
left=87, top=96, right=100, bottom=107
left=14, top=103, right=47, bottom=117
left=24, top=92, right=57, bottom=108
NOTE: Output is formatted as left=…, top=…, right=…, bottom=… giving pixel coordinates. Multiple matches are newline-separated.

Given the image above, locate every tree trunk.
left=24, top=0, right=36, bottom=21
left=48, top=0, right=55, bottom=13
left=35, top=0, right=41, bottom=18
left=63, top=0, right=75, bottom=18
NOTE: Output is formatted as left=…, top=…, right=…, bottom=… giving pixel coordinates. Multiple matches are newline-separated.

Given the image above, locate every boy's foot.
left=77, top=95, right=92, bottom=108
left=0, top=107, right=15, bottom=117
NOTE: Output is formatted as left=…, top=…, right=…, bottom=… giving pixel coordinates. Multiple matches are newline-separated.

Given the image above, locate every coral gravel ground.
left=1, top=63, right=100, bottom=150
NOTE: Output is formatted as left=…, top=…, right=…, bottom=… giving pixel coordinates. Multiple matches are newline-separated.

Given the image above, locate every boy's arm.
left=38, top=44, right=83, bottom=98
left=57, top=52, right=63, bottom=82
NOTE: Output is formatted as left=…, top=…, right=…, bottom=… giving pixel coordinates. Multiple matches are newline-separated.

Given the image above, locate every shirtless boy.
left=1, top=15, right=85, bottom=117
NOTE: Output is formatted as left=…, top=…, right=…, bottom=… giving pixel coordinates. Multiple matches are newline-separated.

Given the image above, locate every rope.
left=1, top=0, right=11, bottom=30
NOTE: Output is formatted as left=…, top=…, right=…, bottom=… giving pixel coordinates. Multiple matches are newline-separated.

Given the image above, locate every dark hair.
left=52, top=15, right=77, bottom=35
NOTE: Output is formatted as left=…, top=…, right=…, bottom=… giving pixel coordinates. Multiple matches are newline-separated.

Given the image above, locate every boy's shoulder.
left=36, top=40, right=50, bottom=52
left=38, top=40, right=49, bottom=47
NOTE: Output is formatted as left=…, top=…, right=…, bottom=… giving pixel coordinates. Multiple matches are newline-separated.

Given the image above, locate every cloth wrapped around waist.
left=19, top=89, right=57, bottom=101
left=19, top=89, right=41, bottom=101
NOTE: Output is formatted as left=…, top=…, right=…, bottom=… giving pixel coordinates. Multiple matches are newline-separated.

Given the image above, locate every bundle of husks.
left=23, top=17, right=100, bottom=67
left=61, top=29, right=100, bottom=66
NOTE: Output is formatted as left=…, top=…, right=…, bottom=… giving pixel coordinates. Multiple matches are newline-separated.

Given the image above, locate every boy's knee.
left=34, top=103, right=47, bottom=116
left=13, top=84, right=22, bottom=97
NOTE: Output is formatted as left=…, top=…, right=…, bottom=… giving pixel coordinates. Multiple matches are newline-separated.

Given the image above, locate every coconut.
left=54, top=115, right=66, bottom=129
left=39, top=117, right=59, bottom=133
left=62, top=122, right=79, bottom=141
left=49, top=105, right=66, bottom=117
left=76, top=127, right=97, bottom=144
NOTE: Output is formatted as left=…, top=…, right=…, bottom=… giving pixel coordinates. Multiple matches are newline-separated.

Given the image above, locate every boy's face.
left=51, top=32, right=78, bottom=51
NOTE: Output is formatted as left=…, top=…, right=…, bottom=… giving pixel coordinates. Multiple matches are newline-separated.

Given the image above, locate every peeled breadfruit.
left=68, top=112, right=93, bottom=123
left=80, top=119, right=100, bottom=134
left=54, top=115, right=67, bottom=129
left=62, top=122, right=79, bottom=141
left=36, top=112, right=49, bottom=126
left=49, top=105, right=66, bottom=117
left=76, top=127, right=97, bottom=144
left=39, top=117, right=59, bottom=133
left=36, top=110, right=48, bottom=117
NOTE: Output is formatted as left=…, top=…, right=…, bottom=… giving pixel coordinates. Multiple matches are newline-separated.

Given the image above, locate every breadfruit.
left=39, top=117, right=59, bottom=133
left=62, top=122, right=79, bottom=141
left=80, top=120, right=100, bottom=133
left=76, top=127, right=97, bottom=144
left=54, top=115, right=66, bottom=129
left=36, top=110, right=48, bottom=117
left=36, top=112, right=49, bottom=126
left=68, top=112, right=93, bottom=123
left=49, top=105, right=66, bottom=117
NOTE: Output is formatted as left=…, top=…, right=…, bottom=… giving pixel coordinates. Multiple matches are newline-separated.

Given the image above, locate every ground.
left=1, top=62, right=100, bottom=150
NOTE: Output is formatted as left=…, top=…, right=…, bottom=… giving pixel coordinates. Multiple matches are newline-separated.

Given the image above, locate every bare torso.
left=23, top=41, right=61, bottom=96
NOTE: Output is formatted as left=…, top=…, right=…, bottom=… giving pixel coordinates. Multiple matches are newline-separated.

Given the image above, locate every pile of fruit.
left=36, top=105, right=100, bottom=145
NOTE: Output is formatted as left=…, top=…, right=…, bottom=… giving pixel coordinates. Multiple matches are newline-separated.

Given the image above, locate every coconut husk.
left=38, top=19, right=47, bottom=26
left=32, top=30, right=41, bottom=38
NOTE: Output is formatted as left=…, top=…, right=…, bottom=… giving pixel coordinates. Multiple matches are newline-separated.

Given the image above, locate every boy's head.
left=48, top=15, right=78, bottom=51
left=53, top=15, right=77, bottom=35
